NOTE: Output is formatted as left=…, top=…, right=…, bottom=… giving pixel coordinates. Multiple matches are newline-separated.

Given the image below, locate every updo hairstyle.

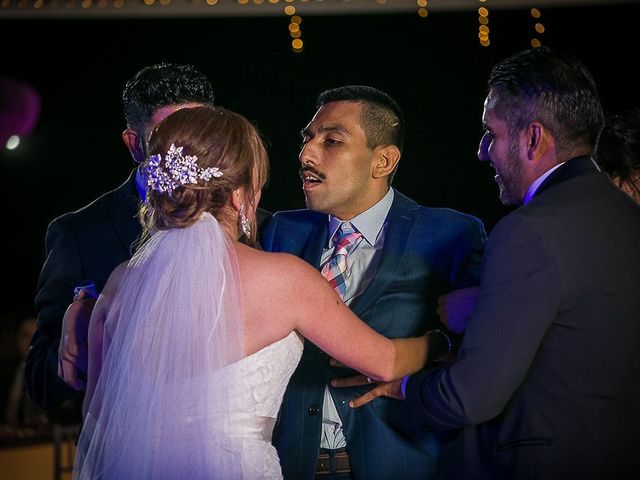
left=140, top=106, right=268, bottom=245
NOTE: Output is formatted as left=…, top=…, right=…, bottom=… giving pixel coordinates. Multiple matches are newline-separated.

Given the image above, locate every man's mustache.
left=299, top=166, right=326, bottom=181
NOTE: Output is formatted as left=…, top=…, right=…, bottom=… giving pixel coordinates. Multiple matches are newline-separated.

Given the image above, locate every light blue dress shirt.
left=319, top=188, right=394, bottom=449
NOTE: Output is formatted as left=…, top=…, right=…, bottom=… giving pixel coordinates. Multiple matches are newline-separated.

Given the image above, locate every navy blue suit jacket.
left=407, top=157, right=640, bottom=479
left=262, top=189, right=487, bottom=479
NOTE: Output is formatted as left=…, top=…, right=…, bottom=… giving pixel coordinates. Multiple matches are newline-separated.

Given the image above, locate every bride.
left=74, top=106, right=435, bottom=479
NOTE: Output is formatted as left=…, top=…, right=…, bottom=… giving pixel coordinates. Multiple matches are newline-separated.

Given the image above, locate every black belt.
left=315, top=447, right=351, bottom=476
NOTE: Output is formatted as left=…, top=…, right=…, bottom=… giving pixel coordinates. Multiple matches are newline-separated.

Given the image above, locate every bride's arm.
left=82, top=263, right=126, bottom=418
left=280, top=255, right=430, bottom=382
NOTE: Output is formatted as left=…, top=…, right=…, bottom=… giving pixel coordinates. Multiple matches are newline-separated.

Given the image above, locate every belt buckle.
left=315, top=449, right=350, bottom=476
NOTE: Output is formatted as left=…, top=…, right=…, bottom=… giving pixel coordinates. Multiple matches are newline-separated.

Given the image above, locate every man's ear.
left=372, top=145, right=401, bottom=179
left=527, top=122, right=547, bottom=161
left=122, top=128, right=145, bottom=163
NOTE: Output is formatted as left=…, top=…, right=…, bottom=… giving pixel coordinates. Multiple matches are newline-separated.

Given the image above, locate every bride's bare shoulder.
left=234, top=243, right=321, bottom=285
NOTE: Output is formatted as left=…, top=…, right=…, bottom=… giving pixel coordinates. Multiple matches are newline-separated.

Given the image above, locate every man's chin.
left=304, top=196, right=319, bottom=212
left=304, top=197, right=330, bottom=214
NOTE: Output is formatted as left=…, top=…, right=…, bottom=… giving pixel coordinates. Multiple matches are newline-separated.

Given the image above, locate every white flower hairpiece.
left=144, top=143, right=223, bottom=195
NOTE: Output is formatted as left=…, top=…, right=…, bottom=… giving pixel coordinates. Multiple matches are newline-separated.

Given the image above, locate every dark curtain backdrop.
left=2, top=4, right=639, bottom=316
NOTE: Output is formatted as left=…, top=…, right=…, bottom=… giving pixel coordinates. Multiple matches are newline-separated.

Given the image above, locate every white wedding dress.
left=220, top=331, right=303, bottom=479
left=74, top=213, right=303, bottom=479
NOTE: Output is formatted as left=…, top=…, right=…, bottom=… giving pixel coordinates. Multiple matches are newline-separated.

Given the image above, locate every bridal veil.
left=74, top=212, right=244, bottom=479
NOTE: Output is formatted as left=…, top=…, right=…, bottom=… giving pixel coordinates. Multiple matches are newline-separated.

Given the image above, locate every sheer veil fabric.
left=74, top=212, right=245, bottom=479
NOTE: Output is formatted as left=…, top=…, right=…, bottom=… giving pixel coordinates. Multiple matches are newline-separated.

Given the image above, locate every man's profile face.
left=298, top=101, right=378, bottom=220
left=478, top=92, right=527, bottom=206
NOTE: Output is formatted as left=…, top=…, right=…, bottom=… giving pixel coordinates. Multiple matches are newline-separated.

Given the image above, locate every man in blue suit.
left=348, top=48, right=640, bottom=479
left=261, top=85, right=487, bottom=479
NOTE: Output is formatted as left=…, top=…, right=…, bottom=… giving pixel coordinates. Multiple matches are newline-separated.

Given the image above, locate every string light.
left=285, top=5, right=303, bottom=53
left=478, top=0, right=490, bottom=47
left=530, top=7, right=544, bottom=47
left=0, top=1, right=554, bottom=53
left=417, top=0, right=427, bottom=18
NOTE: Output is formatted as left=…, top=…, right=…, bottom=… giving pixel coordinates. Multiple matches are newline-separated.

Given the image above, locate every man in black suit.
left=344, top=47, right=640, bottom=479
left=25, top=63, right=219, bottom=412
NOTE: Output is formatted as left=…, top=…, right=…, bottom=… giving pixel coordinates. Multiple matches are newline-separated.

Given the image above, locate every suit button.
left=307, top=404, right=320, bottom=416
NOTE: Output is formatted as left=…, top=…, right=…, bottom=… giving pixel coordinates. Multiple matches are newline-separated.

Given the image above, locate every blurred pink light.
left=0, top=76, right=41, bottom=147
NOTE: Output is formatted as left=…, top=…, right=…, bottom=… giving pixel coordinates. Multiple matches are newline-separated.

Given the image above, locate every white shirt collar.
left=523, top=162, right=566, bottom=205
left=326, top=188, right=394, bottom=246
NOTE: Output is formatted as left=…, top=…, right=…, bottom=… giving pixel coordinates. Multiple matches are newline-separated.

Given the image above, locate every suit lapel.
left=535, top=156, right=601, bottom=199
left=303, top=218, right=329, bottom=268
left=349, top=190, right=420, bottom=314
left=110, top=169, right=143, bottom=255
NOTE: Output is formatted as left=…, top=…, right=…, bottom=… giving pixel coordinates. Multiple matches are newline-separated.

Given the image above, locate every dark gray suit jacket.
left=407, top=157, right=640, bottom=479
left=27, top=170, right=141, bottom=411
left=262, top=189, right=487, bottom=479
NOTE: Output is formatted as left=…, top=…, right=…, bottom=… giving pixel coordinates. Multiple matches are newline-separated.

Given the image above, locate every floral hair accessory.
left=145, top=143, right=223, bottom=195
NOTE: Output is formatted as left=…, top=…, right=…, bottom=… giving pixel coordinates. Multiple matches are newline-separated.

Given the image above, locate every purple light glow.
left=0, top=75, right=41, bottom=148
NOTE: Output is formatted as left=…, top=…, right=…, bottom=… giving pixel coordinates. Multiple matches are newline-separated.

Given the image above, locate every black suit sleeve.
left=26, top=219, right=84, bottom=409
left=407, top=214, right=559, bottom=429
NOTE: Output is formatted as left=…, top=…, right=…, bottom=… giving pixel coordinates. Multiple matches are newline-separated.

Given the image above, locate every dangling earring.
left=239, top=204, right=251, bottom=238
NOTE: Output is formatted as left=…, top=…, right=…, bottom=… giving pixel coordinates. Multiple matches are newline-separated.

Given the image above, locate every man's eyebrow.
left=319, top=124, right=349, bottom=135
left=300, top=124, right=349, bottom=138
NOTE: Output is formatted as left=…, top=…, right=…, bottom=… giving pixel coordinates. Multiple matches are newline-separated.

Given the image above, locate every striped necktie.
left=320, top=222, right=362, bottom=299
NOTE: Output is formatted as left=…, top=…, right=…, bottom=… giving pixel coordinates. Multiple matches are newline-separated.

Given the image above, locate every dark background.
left=1, top=3, right=639, bottom=321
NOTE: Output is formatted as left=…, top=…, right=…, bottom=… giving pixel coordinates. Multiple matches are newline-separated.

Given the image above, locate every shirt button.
left=307, top=404, right=320, bottom=416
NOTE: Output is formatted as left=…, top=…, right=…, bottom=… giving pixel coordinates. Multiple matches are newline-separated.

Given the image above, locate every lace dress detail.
left=220, top=331, right=303, bottom=479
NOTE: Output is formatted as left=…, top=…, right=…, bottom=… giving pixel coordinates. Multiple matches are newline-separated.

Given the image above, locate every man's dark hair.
left=488, top=46, right=604, bottom=158
left=122, top=63, right=215, bottom=132
left=316, top=85, right=405, bottom=154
